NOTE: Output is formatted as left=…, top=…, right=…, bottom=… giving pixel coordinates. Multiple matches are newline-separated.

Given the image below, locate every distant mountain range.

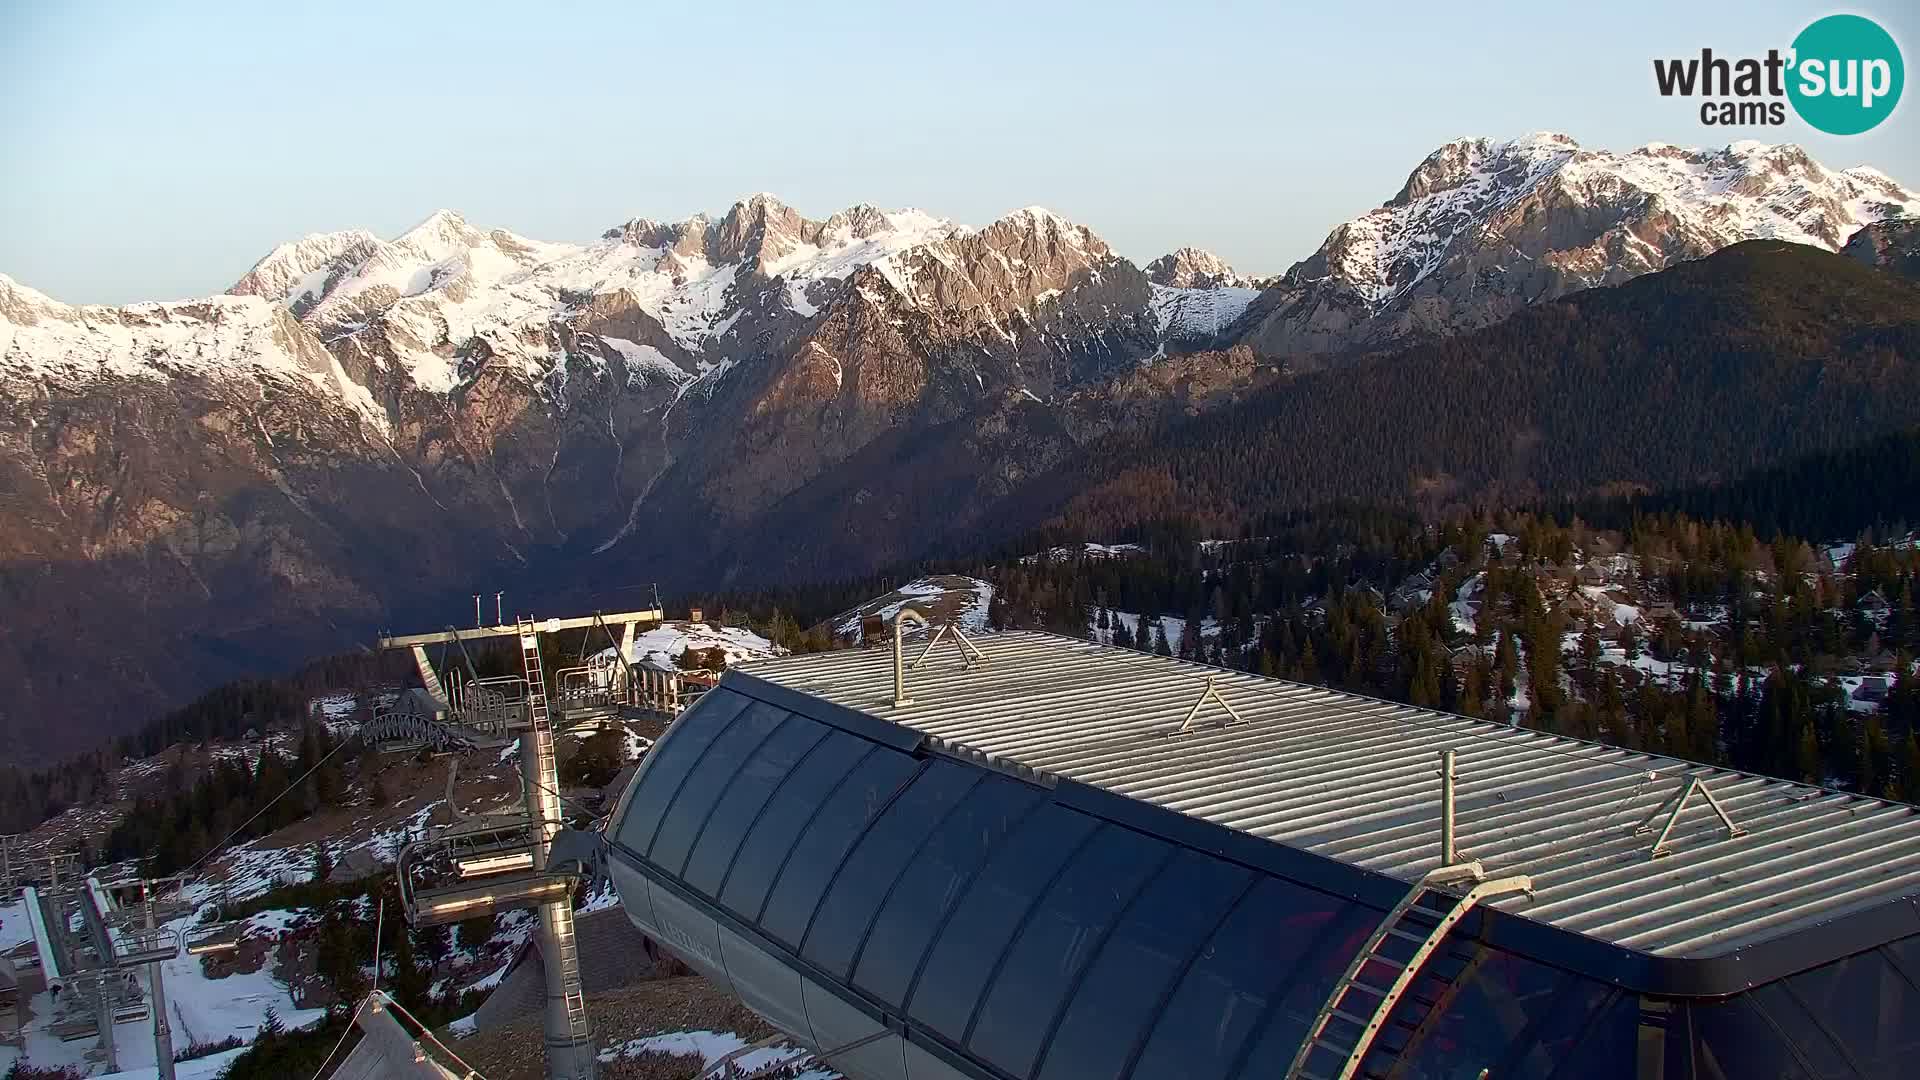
left=1234, top=134, right=1919, bottom=360
left=1, top=133, right=1916, bottom=760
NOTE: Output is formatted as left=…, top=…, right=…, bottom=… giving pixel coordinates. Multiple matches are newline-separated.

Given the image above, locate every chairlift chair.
left=112, top=927, right=181, bottom=967
left=183, top=921, right=244, bottom=956
left=440, top=815, right=544, bottom=877
left=397, top=824, right=580, bottom=929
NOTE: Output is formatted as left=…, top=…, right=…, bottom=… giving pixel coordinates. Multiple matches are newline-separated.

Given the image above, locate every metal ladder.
left=519, top=616, right=563, bottom=826
left=517, top=617, right=551, bottom=733
left=516, top=617, right=593, bottom=1059
left=551, top=902, right=592, bottom=1045
left=1286, top=862, right=1532, bottom=1080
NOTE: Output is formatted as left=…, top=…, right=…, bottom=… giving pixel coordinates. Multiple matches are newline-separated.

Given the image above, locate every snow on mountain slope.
left=253, top=198, right=970, bottom=394
left=1141, top=248, right=1260, bottom=350
left=1329, top=133, right=1920, bottom=312
left=229, top=228, right=381, bottom=314
left=1239, top=133, right=1920, bottom=357
left=597, top=621, right=781, bottom=670
left=858, top=204, right=1136, bottom=338
left=1150, top=283, right=1262, bottom=345
left=0, top=272, right=389, bottom=430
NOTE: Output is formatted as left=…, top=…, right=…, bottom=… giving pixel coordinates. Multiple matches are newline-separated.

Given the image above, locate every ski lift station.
left=602, top=629, right=1920, bottom=1080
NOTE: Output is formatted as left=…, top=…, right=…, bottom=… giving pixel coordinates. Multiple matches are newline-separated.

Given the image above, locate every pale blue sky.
left=2, top=0, right=1915, bottom=305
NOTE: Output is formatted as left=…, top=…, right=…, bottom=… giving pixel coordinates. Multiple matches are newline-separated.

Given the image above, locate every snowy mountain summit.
left=1236, top=133, right=1920, bottom=358
left=1145, top=247, right=1255, bottom=289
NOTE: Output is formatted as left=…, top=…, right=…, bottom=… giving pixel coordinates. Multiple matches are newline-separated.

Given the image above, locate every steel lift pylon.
left=378, top=604, right=684, bottom=1080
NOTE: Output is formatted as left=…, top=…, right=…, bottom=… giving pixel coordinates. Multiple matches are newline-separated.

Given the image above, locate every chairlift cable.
left=379, top=990, right=490, bottom=1079
left=306, top=995, right=368, bottom=1080
left=182, top=733, right=358, bottom=878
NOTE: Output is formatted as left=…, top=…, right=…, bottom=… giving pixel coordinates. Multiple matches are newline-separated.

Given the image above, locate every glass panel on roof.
left=1484, top=972, right=1617, bottom=1080
left=757, top=747, right=920, bottom=947
left=1785, top=946, right=1920, bottom=1079
left=1750, top=982, right=1850, bottom=1080
left=1036, top=850, right=1251, bottom=1080
left=1362, top=943, right=1568, bottom=1080
left=646, top=701, right=788, bottom=874
left=614, top=688, right=750, bottom=855
left=1884, top=935, right=1920, bottom=983
left=968, top=826, right=1172, bottom=1078
left=1541, top=989, right=1642, bottom=1080
left=906, top=804, right=1101, bottom=1044
left=852, top=775, right=1046, bottom=1008
left=718, top=729, right=871, bottom=922
left=1228, top=903, right=1378, bottom=1080
left=1126, top=877, right=1357, bottom=1080
left=680, top=715, right=829, bottom=899
left=1692, top=995, right=1814, bottom=1080
left=801, top=760, right=981, bottom=978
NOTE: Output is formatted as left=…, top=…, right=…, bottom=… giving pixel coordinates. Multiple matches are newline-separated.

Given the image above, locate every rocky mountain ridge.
left=1844, top=218, right=1920, bottom=280
left=3, top=134, right=1916, bottom=758
left=1234, top=133, right=1920, bottom=360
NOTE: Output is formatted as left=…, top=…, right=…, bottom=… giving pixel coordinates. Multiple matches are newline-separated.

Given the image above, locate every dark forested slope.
left=1013, top=241, right=1920, bottom=540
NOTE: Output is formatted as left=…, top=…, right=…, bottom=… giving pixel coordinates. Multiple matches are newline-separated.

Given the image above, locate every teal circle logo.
left=1788, top=14, right=1903, bottom=135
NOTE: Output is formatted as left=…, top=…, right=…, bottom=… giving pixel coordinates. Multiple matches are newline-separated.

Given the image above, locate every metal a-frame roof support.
left=1636, top=775, right=1748, bottom=859
left=893, top=613, right=987, bottom=708
left=1177, top=675, right=1245, bottom=734
left=908, top=621, right=986, bottom=673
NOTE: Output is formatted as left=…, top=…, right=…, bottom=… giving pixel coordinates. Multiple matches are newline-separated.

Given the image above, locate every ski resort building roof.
left=737, top=632, right=1920, bottom=970
left=605, top=630, right=1920, bottom=1080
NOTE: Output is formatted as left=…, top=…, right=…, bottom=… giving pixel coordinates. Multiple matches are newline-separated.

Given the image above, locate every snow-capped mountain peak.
left=1146, top=247, right=1253, bottom=289
left=1389, top=131, right=1580, bottom=207
left=985, top=206, right=1103, bottom=253
left=229, top=228, right=382, bottom=314
left=1238, top=134, right=1920, bottom=358
left=0, top=269, right=388, bottom=434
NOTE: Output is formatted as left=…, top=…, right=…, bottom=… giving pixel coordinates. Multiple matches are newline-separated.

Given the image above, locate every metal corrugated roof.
left=740, top=631, right=1920, bottom=960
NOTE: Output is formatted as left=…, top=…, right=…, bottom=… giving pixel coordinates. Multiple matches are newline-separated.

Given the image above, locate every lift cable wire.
left=306, top=995, right=368, bottom=1080
left=381, top=991, right=490, bottom=1080
left=183, top=733, right=360, bottom=879
left=510, top=756, right=613, bottom=828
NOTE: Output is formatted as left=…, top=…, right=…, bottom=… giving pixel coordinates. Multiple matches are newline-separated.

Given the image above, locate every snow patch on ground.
left=464, top=960, right=512, bottom=994
left=1022, top=541, right=1147, bottom=564
left=2, top=897, right=325, bottom=1078
left=592, top=621, right=780, bottom=672
left=832, top=576, right=995, bottom=643
left=597, top=1029, right=834, bottom=1078
left=93, top=1046, right=250, bottom=1079
left=1090, top=610, right=1221, bottom=650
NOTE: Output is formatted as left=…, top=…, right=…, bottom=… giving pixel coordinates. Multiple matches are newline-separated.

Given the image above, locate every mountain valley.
left=3, top=133, right=1918, bottom=759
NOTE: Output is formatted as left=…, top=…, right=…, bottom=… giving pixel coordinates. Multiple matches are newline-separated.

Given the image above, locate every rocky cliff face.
left=3, top=136, right=1916, bottom=758
left=1233, top=134, right=1920, bottom=361
left=0, top=196, right=1250, bottom=759
left=1146, top=247, right=1255, bottom=290
left=1843, top=218, right=1920, bottom=280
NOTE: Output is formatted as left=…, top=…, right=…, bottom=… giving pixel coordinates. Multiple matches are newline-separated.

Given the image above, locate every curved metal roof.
left=739, top=632, right=1920, bottom=962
